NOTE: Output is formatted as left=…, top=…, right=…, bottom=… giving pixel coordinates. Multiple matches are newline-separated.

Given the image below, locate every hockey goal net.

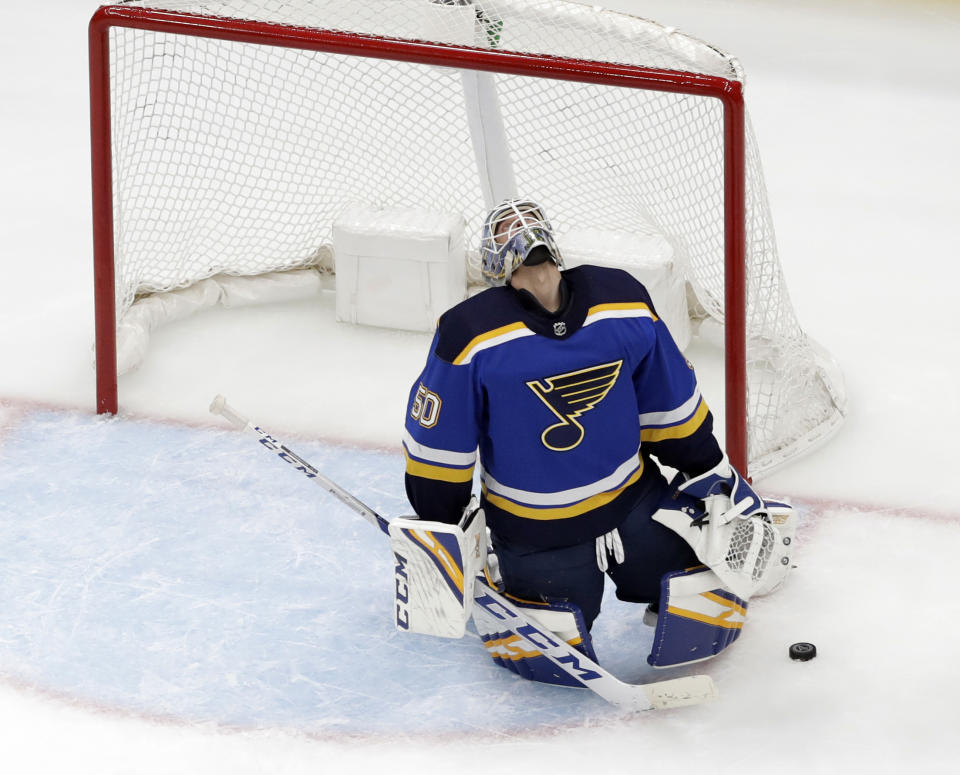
left=89, top=0, right=845, bottom=477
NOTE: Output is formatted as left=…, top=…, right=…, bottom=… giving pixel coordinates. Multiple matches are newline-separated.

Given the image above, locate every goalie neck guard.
left=479, top=199, right=565, bottom=286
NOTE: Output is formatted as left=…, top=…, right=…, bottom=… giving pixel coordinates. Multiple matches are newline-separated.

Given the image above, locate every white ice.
left=1, top=0, right=959, bottom=773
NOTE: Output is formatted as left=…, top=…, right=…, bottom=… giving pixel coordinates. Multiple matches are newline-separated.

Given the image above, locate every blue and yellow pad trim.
left=647, top=565, right=747, bottom=668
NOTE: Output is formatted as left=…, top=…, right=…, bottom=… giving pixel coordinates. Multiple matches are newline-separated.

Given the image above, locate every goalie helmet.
left=479, top=199, right=565, bottom=286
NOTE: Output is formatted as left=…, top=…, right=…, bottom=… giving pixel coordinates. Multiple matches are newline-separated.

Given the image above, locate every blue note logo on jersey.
left=525, top=360, right=623, bottom=451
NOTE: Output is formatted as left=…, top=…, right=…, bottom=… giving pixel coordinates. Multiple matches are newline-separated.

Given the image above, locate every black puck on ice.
left=789, top=642, right=817, bottom=661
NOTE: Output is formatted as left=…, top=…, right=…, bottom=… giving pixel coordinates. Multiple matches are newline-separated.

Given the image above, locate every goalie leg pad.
left=388, top=505, right=486, bottom=638
left=647, top=566, right=747, bottom=668
left=472, top=598, right=597, bottom=687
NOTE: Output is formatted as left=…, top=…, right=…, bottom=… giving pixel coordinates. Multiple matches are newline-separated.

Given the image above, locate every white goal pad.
left=332, top=206, right=466, bottom=332
left=388, top=507, right=486, bottom=639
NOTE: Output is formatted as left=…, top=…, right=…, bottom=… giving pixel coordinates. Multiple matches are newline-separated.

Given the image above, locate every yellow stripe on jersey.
left=453, top=321, right=532, bottom=365
left=482, top=460, right=644, bottom=520
left=641, top=397, right=710, bottom=442
left=584, top=301, right=658, bottom=322
left=404, top=448, right=475, bottom=483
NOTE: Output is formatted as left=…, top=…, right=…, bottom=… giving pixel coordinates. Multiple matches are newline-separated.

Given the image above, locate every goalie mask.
left=479, top=199, right=565, bottom=286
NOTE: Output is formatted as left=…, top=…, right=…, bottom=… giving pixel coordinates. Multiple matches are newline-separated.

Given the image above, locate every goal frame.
left=88, top=4, right=749, bottom=474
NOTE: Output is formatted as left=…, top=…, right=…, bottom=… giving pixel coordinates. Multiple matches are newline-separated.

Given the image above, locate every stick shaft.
left=209, top=394, right=388, bottom=533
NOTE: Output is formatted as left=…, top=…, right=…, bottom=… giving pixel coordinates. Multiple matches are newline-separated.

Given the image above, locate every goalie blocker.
left=388, top=499, right=486, bottom=638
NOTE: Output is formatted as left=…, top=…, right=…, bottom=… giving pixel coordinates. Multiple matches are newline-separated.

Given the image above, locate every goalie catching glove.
left=653, top=456, right=796, bottom=600
left=388, top=498, right=486, bottom=638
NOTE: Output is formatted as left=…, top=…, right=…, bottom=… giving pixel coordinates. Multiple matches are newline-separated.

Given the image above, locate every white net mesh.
left=99, top=0, right=845, bottom=475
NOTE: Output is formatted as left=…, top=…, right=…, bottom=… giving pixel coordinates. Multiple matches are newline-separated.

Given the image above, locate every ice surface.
left=1, top=1, right=960, bottom=774
left=0, top=410, right=636, bottom=733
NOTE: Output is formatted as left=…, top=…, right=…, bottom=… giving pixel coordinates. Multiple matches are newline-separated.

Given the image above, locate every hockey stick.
left=209, top=394, right=718, bottom=711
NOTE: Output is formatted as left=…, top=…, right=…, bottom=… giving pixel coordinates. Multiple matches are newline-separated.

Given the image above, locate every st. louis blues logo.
left=526, top=360, right=623, bottom=451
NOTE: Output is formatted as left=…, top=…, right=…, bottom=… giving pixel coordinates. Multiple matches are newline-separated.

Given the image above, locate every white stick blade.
left=644, top=675, right=718, bottom=709
left=209, top=394, right=227, bottom=415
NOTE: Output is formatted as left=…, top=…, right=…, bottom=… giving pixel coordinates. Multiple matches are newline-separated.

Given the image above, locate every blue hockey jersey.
left=403, top=265, right=722, bottom=549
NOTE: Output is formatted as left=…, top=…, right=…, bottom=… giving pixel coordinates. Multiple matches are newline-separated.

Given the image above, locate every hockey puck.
left=789, top=642, right=817, bottom=661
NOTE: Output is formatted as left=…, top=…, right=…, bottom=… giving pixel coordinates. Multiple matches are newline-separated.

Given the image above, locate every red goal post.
left=88, top=0, right=844, bottom=479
